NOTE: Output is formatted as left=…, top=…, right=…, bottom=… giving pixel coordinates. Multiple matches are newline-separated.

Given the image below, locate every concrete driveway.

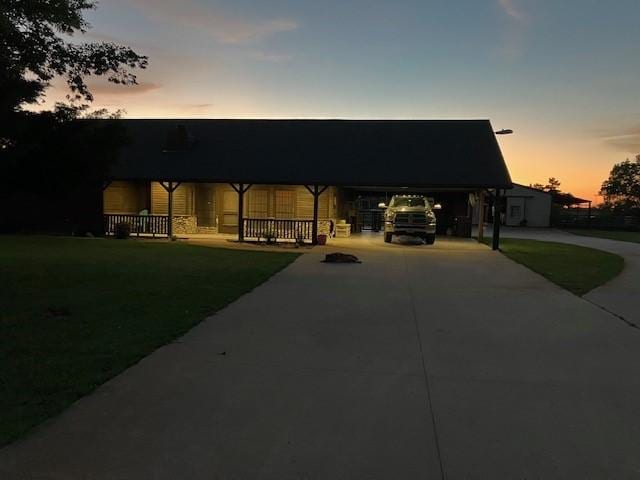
left=488, top=226, right=640, bottom=327
left=1, top=236, right=639, bottom=479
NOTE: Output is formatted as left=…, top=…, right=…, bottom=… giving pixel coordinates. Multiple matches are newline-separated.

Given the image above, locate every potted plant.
left=114, top=222, right=131, bottom=239
left=317, top=233, right=327, bottom=245
left=263, top=230, right=277, bottom=245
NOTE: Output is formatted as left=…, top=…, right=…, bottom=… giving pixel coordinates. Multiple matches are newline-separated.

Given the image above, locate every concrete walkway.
left=1, top=237, right=640, bottom=479
left=488, top=226, right=640, bottom=327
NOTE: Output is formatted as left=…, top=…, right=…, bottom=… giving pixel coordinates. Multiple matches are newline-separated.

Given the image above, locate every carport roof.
left=107, top=119, right=513, bottom=188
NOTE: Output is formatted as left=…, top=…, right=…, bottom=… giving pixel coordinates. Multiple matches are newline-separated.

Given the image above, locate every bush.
left=114, top=222, right=131, bottom=239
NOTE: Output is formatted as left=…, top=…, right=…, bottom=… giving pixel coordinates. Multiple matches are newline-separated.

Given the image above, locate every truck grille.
left=395, top=213, right=427, bottom=225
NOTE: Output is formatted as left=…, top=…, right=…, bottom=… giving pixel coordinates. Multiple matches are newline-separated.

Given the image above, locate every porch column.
left=477, top=190, right=485, bottom=243
left=492, top=189, right=502, bottom=251
left=160, top=181, right=181, bottom=239
left=230, top=183, right=252, bottom=242
left=305, top=185, right=328, bottom=245
left=100, top=181, right=112, bottom=235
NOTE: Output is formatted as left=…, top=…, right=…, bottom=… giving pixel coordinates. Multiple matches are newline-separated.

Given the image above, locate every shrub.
left=114, top=222, right=131, bottom=239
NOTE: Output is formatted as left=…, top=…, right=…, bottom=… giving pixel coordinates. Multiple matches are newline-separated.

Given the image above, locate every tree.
left=600, top=155, right=640, bottom=212
left=0, top=1, right=147, bottom=233
left=545, top=177, right=561, bottom=193
left=1, top=0, right=147, bottom=122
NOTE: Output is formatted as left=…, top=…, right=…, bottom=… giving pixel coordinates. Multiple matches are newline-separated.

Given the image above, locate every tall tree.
left=0, top=1, right=147, bottom=233
left=600, top=155, right=640, bottom=211
left=1, top=0, right=147, bottom=124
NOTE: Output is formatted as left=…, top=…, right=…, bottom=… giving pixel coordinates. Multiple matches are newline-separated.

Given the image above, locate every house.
left=472, top=183, right=552, bottom=227
left=103, top=119, right=513, bottom=246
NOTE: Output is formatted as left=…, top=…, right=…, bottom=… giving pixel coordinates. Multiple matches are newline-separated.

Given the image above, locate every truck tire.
left=384, top=232, right=393, bottom=243
left=425, top=234, right=436, bottom=245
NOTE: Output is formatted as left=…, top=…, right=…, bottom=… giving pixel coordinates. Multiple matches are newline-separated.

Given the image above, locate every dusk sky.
left=42, top=0, right=640, bottom=201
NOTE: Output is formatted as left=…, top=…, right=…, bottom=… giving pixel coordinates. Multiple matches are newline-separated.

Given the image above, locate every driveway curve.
left=491, top=227, right=640, bottom=326
left=1, top=237, right=639, bottom=479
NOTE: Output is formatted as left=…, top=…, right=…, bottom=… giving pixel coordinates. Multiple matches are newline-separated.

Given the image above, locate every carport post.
left=492, top=189, right=502, bottom=250
left=477, top=190, right=485, bottom=243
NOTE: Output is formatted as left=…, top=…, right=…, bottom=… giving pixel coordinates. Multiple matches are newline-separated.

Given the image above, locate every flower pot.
left=317, top=234, right=327, bottom=245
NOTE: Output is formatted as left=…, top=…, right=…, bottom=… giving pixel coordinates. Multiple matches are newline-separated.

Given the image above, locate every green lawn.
left=0, top=236, right=298, bottom=446
left=564, top=229, right=640, bottom=244
left=491, top=238, right=624, bottom=296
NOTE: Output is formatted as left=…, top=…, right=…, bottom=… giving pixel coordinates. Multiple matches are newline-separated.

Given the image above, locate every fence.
left=554, top=214, right=639, bottom=230
left=243, top=218, right=315, bottom=242
left=104, top=214, right=169, bottom=237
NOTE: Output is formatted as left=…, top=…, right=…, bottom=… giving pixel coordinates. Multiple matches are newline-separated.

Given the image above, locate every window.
left=247, top=189, right=269, bottom=218
left=510, top=205, right=522, bottom=218
left=389, top=196, right=426, bottom=207
left=275, top=190, right=295, bottom=219
left=223, top=190, right=238, bottom=226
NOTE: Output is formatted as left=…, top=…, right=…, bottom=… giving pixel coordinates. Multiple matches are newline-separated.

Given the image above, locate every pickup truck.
left=378, top=195, right=439, bottom=244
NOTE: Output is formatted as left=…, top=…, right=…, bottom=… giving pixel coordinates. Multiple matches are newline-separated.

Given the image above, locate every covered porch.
left=103, top=181, right=338, bottom=245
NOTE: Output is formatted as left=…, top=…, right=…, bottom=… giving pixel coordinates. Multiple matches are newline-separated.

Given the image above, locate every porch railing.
left=243, top=218, right=314, bottom=242
left=104, top=214, right=169, bottom=237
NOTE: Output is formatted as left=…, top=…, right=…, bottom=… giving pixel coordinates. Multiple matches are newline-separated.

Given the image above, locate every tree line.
left=1, top=0, right=146, bottom=233
left=530, top=156, right=640, bottom=216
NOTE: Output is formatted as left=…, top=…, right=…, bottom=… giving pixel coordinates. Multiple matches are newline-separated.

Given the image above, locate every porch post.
left=230, top=183, right=251, bottom=242
left=492, top=189, right=502, bottom=251
left=168, top=182, right=173, bottom=238
left=304, top=185, right=328, bottom=245
left=160, top=181, right=181, bottom=239
left=238, top=183, right=245, bottom=242
left=312, top=185, right=319, bottom=245
left=477, top=190, right=485, bottom=243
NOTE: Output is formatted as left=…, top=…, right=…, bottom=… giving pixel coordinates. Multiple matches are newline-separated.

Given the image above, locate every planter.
left=317, top=234, right=327, bottom=245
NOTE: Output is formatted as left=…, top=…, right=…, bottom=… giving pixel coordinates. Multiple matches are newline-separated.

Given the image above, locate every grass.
left=489, top=238, right=624, bottom=296
left=0, top=235, right=298, bottom=446
left=564, top=229, right=640, bottom=244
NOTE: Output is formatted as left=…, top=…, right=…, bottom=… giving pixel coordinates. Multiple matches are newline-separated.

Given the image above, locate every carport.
left=106, top=119, right=512, bottom=249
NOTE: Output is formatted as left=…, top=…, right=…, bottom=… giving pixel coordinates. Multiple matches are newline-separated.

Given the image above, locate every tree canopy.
left=0, top=1, right=147, bottom=233
left=1, top=0, right=147, bottom=121
left=600, top=155, right=640, bottom=212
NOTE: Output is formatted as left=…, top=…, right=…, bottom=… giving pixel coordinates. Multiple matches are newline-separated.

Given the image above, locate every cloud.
left=128, top=0, right=298, bottom=44
left=249, top=51, right=293, bottom=63
left=593, top=124, right=640, bottom=153
left=88, top=81, right=162, bottom=96
left=499, top=0, right=525, bottom=21
left=496, top=0, right=529, bottom=60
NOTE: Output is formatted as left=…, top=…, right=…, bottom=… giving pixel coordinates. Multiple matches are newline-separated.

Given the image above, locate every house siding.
left=216, top=184, right=336, bottom=234
left=150, top=182, right=195, bottom=216
left=103, top=181, right=147, bottom=214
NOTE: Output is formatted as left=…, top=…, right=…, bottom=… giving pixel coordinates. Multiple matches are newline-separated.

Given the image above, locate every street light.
left=491, top=128, right=513, bottom=250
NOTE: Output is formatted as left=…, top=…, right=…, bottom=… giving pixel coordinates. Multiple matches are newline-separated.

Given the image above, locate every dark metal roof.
left=108, top=119, right=513, bottom=188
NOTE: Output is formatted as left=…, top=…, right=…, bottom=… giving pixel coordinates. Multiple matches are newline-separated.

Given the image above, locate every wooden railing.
left=243, top=218, right=315, bottom=242
left=104, top=214, right=169, bottom=237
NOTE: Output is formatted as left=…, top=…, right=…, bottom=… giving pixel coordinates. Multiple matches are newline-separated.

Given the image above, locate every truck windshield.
left=391, top=197, right=426, bottom=207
